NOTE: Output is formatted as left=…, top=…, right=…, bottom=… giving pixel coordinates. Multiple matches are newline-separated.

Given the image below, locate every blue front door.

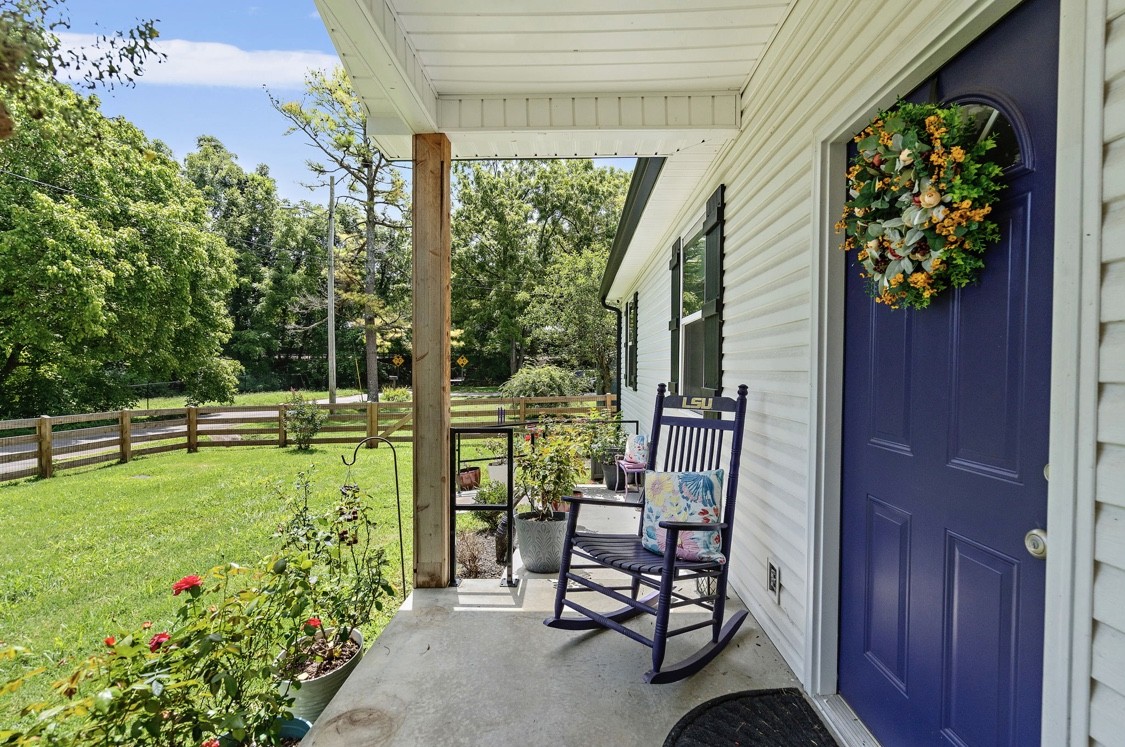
left=839, top=1, right=1058, bottom=745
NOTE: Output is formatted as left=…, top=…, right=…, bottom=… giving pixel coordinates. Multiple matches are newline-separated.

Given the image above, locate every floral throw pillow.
left=641, top=469, right=725, bottom=563
left=623, top=434, right=649, bottom=465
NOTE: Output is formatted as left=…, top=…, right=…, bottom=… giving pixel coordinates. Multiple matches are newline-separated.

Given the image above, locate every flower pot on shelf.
left=514, top=511, right=567, bottom=574
left=278, top=628, right=364, bottom=723
left=458, top=466, right=481, bottom=490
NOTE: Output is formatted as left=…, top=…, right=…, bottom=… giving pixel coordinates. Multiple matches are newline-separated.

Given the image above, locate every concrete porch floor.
left=305, top=485, right=799, bottom=746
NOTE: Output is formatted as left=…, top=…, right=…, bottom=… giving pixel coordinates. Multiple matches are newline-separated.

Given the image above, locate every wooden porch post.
left=412, top=133, right=452, bottom=588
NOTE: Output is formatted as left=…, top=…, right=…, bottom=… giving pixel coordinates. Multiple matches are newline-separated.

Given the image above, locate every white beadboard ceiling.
left=314, top=0, right=796, bottom=300
left=314, top=0, right=794, bottom=160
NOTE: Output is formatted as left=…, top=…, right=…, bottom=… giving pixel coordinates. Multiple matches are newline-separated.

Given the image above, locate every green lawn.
left=0, top=444, right=413, bottom=723
left=137, top=388, right=368, bottom=409
left=136, top=386, right=499, bottom=410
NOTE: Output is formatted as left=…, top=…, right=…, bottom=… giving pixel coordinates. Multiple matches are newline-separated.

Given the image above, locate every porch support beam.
left=411, top=132, right=452, bottom=588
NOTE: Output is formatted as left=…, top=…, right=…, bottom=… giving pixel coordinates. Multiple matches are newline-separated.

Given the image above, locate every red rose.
left=104, top=636, right=115, bottom=647
left=149, top=632, right=170, bottom=652
left=202, top=740, right=221, bottom=747
left=305, top=617, right=322, bottom=629
left=172, top=575, right=203, bottom=596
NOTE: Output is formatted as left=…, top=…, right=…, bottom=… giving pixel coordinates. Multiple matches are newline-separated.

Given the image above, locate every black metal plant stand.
left=450, top=425, right=518, bottom=588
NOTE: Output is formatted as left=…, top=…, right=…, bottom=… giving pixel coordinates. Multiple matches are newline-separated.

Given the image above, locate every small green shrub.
left=471, top=481, right=508, bottom=530
left=499, top=365, right=580, bottom=399
left=380, top=386, right=411, bottom=402
left=284, top=390, right=326, bottom=450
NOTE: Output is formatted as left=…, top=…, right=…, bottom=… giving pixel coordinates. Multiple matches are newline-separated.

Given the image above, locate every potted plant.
left=272, top=474, right=395, bottom=723
left=585, top=408, right=625, bottom=488
left=512, top=425, right=584, bottom=574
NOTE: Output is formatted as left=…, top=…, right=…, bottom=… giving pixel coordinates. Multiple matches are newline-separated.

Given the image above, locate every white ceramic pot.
left=278, top=628, right=364, bottom=723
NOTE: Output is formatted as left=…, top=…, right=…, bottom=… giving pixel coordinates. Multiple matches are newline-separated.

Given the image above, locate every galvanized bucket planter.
left=278, top=628, right=364, bottom=723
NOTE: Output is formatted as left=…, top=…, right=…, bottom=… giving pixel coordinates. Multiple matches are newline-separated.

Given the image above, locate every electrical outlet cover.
left=766, top=558, right=781, bottom=604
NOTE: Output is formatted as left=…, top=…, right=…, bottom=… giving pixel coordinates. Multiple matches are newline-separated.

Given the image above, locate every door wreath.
left=835, top=102, right=1006, bottom=310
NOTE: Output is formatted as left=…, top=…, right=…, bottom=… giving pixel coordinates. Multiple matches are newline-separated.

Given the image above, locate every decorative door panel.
left=838, top=0, right=1057, bottom=744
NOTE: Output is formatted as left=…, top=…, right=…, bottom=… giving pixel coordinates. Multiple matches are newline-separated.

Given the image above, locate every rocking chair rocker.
left=544, top=383, right=750, bottom=683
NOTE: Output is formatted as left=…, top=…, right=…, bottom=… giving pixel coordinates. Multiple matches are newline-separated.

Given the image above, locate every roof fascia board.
left=316, top=0, right=439, bottom=158
left=600, top=157, right=666, bottom=304
left=437, top=92, right=740, bottom=133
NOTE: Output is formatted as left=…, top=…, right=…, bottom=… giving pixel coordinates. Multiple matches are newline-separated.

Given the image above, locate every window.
left=669, top=185, right=725, bottom=396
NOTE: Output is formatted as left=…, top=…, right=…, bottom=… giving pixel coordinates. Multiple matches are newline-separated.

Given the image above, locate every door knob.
left=1025, top=528, right=1047, bottom=559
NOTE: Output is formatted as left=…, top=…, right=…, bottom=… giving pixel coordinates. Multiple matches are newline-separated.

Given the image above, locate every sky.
left=59, top=1, right=634, bottom=206
left=62, top=1, right=354, bottom=206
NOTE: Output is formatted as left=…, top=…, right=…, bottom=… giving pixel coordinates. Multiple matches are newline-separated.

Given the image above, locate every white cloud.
left=58, top=33, right=338, bottom=89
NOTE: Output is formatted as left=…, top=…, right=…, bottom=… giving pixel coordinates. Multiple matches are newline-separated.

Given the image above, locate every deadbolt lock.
left=1025, top=528, right=1047, bottom=560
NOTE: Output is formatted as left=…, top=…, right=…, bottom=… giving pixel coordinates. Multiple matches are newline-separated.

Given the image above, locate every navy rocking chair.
left=544, top=383, right=750, bottom=683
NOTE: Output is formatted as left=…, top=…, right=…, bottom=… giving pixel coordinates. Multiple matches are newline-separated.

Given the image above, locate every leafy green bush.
left=471, top=481, right=508, bottom=530
left=380, top=386, right=411, bottom=402
left=284, top=390, right=326, bottom=450
left=499, top=365, right=580, bottom=399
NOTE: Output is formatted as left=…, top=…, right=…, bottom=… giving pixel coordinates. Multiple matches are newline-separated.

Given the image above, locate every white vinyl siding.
left=615, top=0, right=1051, bottom=676
left=1094, top=6, right=1125, bottom=741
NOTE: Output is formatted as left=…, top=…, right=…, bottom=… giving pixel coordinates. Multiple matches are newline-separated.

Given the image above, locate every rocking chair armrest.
left=657, top=519, right=728, bottom=531
left=562, top=495, right=640, bottom=509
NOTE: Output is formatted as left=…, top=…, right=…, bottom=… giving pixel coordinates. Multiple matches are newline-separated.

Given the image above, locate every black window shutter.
left=702, top=185, right=725, bottom=396
left=629, top=292, right=639, bottom=390
left=668, top=238, right=682, bottom=395
left=623, top=299, right=631, bottom=390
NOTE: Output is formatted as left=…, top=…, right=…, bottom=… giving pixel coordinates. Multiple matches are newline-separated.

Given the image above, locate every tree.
left=270, top=66, right=409, bottom=401
left=0, top=79, right=237, bottom=416
left=524, top=248, right=618, bottom=393
left=451, top=160, right=630, bottom=385
left=0, top=0, right=162, bottom=140
left=183, top=136, right=282, bottom=387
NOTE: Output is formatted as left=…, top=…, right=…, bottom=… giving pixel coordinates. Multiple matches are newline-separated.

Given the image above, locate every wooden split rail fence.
left=0, top=394, right=615, bottom=482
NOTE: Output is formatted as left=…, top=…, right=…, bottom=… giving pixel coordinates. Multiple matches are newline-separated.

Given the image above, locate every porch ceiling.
left=314, top=0, right=796, bottom=159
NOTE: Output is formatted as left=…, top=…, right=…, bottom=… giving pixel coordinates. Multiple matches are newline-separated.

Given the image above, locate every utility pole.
left=327, top=176, right=337, bottom=404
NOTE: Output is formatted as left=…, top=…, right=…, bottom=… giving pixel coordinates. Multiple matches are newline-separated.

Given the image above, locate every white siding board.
left=1103, top=203, right=1125, bottom=263
left=1098, top=445, right=1125, bottom=509
left=1098, top=384, right=1125, bottom=445
left=1095, top=504, right=1125, bottom=569
left=1091, top=681, right=1125, bottom=747
left=1102, top=322, right=1125, bottom=382
left=1103, top=261, right=1125, bottom=322
left=1100, top=6, right=1125, bottom=742
left=1092, top=622, right=1125, bottom=699
left=1093, top=563, right=1125, bottom=632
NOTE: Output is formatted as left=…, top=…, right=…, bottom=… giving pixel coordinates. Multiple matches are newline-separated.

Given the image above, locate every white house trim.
left=1047, top=0, right=1102, bottom=743
left=314, top=0, right=440, bottom=159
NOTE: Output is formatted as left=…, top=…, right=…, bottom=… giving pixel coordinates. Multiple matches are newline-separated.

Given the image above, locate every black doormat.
left=664, top=688, right=838, bottom=747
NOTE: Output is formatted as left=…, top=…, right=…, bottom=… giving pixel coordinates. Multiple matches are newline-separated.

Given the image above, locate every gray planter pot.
left=601, top=461, right=622, bottom=491
left=487, top=463, right=508, bottom=486
left=514, top=511, right=567, bottom=574
left=278, top=628, right=364, bottom=723
left=590, top=458, right=604, bottom=482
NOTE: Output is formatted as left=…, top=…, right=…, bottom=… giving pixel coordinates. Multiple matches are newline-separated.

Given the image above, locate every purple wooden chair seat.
left=545, top=383, right=750, bottom=684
